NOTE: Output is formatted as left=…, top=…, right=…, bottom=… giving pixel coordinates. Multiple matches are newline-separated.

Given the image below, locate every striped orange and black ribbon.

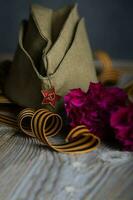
left=95, top=51, right=122, bottom=84
left=0, top=101, right=100, bottom=154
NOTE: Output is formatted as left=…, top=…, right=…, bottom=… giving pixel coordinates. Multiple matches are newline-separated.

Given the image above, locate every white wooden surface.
left=0, top=124, right=133, bottom=200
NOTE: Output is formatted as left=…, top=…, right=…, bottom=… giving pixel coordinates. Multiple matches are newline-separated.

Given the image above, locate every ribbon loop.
left=18, top=108, right=35, bottom=137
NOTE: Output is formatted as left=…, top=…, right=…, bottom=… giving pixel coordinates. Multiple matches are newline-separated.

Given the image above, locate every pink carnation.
left=64, top=82, right=128, bottom=139
left=110, top=104, right=133, bottom=151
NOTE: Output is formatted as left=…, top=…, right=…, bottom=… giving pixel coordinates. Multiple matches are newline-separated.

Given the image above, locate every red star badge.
left=41, top=87, right=61, bottom=108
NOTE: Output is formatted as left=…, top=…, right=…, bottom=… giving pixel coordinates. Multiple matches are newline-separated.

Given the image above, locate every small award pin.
left=41, top=87, right=61, bottom=108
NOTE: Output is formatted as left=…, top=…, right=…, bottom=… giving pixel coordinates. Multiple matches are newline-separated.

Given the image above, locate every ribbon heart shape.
left=0, top=108, right=100, bottom=154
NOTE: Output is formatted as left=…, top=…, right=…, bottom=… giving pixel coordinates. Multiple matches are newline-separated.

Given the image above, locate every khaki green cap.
left=4, top=4, right=97, bottom=111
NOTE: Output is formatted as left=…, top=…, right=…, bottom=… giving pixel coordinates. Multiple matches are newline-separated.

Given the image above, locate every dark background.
left=0, top=0, right=133, bottom=59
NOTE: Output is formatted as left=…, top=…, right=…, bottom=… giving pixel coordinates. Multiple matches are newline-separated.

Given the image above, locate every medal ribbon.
left=0, top=107, right=100, bottom=154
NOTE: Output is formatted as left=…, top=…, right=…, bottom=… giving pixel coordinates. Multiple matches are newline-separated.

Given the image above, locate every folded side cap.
left=4, top=4, right=97, bottom=110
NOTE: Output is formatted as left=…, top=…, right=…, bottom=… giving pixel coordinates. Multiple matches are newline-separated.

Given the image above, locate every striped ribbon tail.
left=0, top=108, right=100, bottom=154
left=0, top=113, right=18, bottom=129
left=0, top=95, right=13, bottom=104
left=95, top=51, right=122, bottom=84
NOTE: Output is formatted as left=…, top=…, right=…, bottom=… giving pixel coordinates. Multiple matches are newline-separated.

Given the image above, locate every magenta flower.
left=64, top=82, right=128, bottom=139
left=110, top=104, right=133, bottom=151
